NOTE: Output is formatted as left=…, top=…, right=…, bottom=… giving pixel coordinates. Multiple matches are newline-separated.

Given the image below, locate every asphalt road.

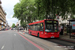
left=0, top=30, right=42, bottom=50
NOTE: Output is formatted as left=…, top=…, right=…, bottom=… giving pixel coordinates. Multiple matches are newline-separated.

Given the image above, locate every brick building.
left=0, top=0, right=6, bottom=30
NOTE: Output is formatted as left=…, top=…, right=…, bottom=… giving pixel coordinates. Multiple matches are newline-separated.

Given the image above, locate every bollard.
left=22, top=30, right=25, bottom=34
left=23, top=32, right=25, bottom=34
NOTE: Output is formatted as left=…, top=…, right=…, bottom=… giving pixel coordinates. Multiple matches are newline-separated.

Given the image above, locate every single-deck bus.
left=28, top=19, right=59, bottom=38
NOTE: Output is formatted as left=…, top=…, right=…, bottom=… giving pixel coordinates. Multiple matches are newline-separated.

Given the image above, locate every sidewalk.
left=20, top=30, right=28, bottom=32
left=21, top=30, right=75, bottom=43
left=59, top=35, right=75, bottom=43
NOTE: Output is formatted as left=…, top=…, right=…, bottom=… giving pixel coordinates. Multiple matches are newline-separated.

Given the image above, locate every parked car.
left=11, top=28, right=13, bottom=30
left=2, top=28, right=6, bottom=31
left=19, top=28, right=24, bottom=30
left=13, top=28, right=15, bottom=30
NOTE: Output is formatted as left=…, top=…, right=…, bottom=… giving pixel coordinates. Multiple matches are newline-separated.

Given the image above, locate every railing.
left=0, top=17, right=6, bottom=23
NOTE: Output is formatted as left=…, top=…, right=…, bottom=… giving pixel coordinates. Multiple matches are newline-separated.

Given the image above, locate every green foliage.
left=20, top=21, right=26, bottom=28
left=12, top=23, right=15, bottom=28
left=13, top=0, right=36, bottom=24
left=35, top=0, right=75, bottom=20
left=13, top=0, right=75, bottom=25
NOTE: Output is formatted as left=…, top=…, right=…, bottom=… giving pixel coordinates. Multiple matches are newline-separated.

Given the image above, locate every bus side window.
left=37, top=24, right=40, bottom=31
left=40, top=23, right=44, bottom=31
left=35, top=24, right=38, bottom=31
left=33, top=25, right=35, bottom=30
left=30, top=25, right=33, bottom=30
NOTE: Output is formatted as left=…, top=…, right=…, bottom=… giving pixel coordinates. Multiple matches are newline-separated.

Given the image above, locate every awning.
left=68, top=19, right=75, bottom=22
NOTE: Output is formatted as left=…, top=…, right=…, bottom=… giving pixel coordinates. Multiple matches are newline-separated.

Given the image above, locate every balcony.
left=0, top=17, right=6, bottom=23
left=0, top=0, right=2, bottom=4
left=0, top=22, right=6, bottom=26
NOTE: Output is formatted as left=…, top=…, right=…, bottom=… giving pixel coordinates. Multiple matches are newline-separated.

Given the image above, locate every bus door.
left=39, top=23, right=44, bottom=36
left=45, top=20, right=59, bottom=34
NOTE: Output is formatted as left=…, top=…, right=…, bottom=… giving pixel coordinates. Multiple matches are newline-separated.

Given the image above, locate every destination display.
left=46, top=20, right=58, bottom=24
left=46, top=21, right=52, bottom=23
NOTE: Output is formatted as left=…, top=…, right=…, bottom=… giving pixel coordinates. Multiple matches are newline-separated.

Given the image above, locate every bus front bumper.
left=42, top=34, right=59, bottom=38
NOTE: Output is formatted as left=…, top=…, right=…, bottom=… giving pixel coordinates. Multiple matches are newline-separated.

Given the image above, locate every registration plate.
left=51, top=36, right=54, bottom=38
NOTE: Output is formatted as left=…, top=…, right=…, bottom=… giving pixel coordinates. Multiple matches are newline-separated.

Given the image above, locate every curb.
left=59, top=38, right=75, bottom=43
left=19, top=31, right=75, bottom=43
left=22, top=31, right=75, bottom=43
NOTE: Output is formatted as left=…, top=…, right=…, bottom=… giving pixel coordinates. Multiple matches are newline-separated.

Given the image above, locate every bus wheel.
left=38, top=33, right=39, bottom=37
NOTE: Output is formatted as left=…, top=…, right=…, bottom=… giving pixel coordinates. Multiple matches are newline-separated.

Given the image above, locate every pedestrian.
left=59, top=25, right=61, bottom=33
left=19, top=28, right=20, bottom=30
left=17, top=28, right=19, bottom=32
left=60, top=25, right=63, bottom=35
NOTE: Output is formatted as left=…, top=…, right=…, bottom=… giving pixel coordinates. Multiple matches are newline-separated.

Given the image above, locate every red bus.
left=28, top=19, right=59, bottom=38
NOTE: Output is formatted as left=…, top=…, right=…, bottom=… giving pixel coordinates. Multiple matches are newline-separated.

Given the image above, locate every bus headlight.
left=45, top=33, right=47, bottom=34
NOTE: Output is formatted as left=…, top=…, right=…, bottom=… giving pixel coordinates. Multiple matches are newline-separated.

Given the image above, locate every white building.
left=16, top=20, right=21, bottom=26
left=56, top=15, right=71, bottom=25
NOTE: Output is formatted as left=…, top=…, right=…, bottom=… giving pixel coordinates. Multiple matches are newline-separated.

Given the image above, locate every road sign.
left=72, top=22, right=75, bottom=29
left=2, top=26, right=3, bottom=27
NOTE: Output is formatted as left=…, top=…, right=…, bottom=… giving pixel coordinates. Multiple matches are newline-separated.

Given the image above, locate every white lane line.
left=1, top=45, right=4, bottom=50
left=14, top=34, right=16, bottom=36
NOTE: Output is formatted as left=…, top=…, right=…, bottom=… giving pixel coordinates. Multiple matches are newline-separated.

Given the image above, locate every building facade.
left=16, top=20, right=21, bottom=27
left=0, top=0, right=6, bottom=30
left=6, top=20, right=10, bottom=29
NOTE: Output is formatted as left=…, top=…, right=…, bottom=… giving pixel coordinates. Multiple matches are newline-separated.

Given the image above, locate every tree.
left=13, top=0, right=36, bottom=23
left=13, top=0, right=75, bottom=24
left=12, top=23, right=15, bottom=28
left=20, top=20, right=26, bottom=29
left=35, top=0, right=75, bottom=20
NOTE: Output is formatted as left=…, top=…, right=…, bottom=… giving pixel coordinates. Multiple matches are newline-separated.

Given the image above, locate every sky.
left=1, top=0, right=19, bottom=26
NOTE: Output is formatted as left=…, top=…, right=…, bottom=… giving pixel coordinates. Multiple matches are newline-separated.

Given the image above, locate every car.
left=11, top=28, right=13, bottom=30
left=2, top=28, right=6, bottom=31
left=20, top=28, right=24, bottom=30
left=13, top=28, right=15, bottom=30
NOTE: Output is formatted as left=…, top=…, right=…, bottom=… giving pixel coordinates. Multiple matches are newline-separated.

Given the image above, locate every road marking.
left=17, top=32, right=44, bottom=50
left=1, top=45, right=4, bottom=50
left=14, top=34, right=16, bottom=36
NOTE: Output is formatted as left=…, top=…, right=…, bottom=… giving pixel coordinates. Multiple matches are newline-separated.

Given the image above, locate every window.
left=29, top=23, right=44, bottom=31
left=35, top=24, right=38, bottom=31
left=39, top=23, right=44, bottom=31
left=29, top=25, right=33, bottom=30
left=45, top=20, right=58, bottom=32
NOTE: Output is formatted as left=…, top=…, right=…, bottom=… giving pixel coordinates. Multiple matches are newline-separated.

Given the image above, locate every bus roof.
left=29, top=19, right=58, bottom=25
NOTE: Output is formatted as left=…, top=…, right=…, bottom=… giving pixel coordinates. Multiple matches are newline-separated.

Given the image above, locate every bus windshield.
left=45, top=20, right=58, bottom=32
